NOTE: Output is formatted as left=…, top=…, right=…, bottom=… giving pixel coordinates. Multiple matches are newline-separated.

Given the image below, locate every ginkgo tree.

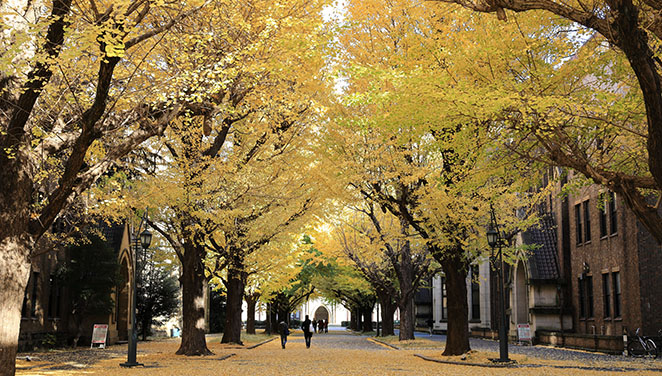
left=118, top=0, right=333, bottom=354
left=430, top=0, right=662, bottom=243
left=0, top=1, right=206, bottom=373
left=331, top=0, right=544, bottom=354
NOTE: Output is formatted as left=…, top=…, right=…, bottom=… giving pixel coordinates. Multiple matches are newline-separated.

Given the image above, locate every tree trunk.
left=349, top=308, right=358, bottom=331
left=176, top=243, right=211, bottom=355
left=398, top=295, right=415, bottom=340
left=362, top=307, right=373, bottom=332
left=441, top=252, right=470, bottom=355
left=221, top=265, right=246, bottom=344
left=379, top=299, right=397, bottom=337
left=264, top=303, right=272, bottom=335
left=397, top=240, right=416, bottom=341
left=0, top=228, right=32, bottom=376
left=245, top=293, right=258, bottom=335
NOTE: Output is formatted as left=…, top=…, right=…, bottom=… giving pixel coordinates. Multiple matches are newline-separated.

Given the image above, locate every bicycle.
left=627, top=328, right=658, bottom=358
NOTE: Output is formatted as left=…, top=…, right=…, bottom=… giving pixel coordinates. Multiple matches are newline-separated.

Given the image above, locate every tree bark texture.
left=398, top=296, right=415, bottom=341
left=0, top=235, right=32, bottom=376
left=362, top=308, right=373, bottom=332
left=245, top=293, right=258, bottom=335
left=379, top=299, right=397, bottom=337
left=441, top=253, right=471, bottom=355
left=396, top=239, right=416, bottom=341
left=350, top=309, right=358, bottom=331
left=221, top=264, right=246, bottom=344
left=176, top=243, right=211, bottom=356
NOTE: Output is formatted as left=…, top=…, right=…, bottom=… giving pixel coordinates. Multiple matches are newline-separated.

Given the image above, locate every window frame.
left=612, top=272, right=621, bottom=318
left=609, top=192, right=618, bottom=235
left=583, top=200, right=591, bottom=243
left=602, top=273, right=611, bottom=318
left=575, top=203, right=583, bottom=245
left=599, top=198, right=608, bottom=238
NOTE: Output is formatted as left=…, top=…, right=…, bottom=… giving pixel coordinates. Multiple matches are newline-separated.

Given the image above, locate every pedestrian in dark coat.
left=302, top=315, right=313, bottom=348
left=312, top=318, right=318, bottom=333
left=324, top=319, right=328, bottom=333
left=278, top=321, right=290, bottom=349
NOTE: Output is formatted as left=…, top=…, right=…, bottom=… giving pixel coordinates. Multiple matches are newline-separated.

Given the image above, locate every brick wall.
left=565, top=185, right=642, bottom=337
left=636, top=203, right=662, bottom=336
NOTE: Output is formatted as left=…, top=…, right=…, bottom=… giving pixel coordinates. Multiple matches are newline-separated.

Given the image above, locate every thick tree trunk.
left=379, top=299, right=397, bottom=337
left=245, top=293, right=258, bottom=335
left=176, top=243, right=211, bottom=356
left=349, top=309, right=358, bottom=331
left=362, top=307, right=373, bottom=332
left=441, top=252, right=470, bottom=355
left=0, top=179, right=33, bottom=376
left=398, top=295, right=415, bottom=340
left=221, top=265, right=246, bottom=344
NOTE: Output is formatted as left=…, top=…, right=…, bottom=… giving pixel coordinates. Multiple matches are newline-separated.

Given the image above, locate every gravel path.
left=406, top=330, right=662, bottom=364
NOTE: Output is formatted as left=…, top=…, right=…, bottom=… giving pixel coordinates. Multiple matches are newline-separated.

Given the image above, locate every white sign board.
left=91, top=324, right=108, bottom=349
left=517, top=323, right=532, bottom=342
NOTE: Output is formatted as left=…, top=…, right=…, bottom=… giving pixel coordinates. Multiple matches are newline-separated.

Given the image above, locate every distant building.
left=428, top=260, right=492, bottom=333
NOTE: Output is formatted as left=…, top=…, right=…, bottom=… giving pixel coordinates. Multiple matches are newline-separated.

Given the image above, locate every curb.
left=367, top=337, right=399, bottom=350
left=414, top=353, right=514, bottom=368
left=414, top=353, right=662, bottom=372
left=215, top=353, right=236, bottom=361
left=246, top=337, right=276, bottom=349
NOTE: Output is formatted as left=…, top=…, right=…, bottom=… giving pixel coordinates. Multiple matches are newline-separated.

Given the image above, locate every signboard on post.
left=517, top=323, right=532, bottom=345
left=91, top=324, right=108, bottom=349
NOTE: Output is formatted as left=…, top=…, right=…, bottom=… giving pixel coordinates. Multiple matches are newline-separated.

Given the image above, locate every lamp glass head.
left=487, top=227, right=498, bottom=248
left=140, top=229, right=152, bottom=250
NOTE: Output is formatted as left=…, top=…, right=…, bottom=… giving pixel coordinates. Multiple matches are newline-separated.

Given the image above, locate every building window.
left=609, top=192, right=618, bottom=235
left=575, top=204, right=583, bottom=245
left=29, top=272, right=39, bottom=318
left=586, top=275, right=594, bottom=318
left=602, top=273, right=611, bottom=318
left=613, top=272, right=621, bottom=318
left=471, top=266, right=480, bottom=321
left=441, top=276, right=448, bottom=320
left=583, top=200, right=591, bottom=242
left=578, top=277, right=586, bottom=318
left=578, top=276, right=594, bottom=318
left=47, top=274, right=61, bottom=319
left=599, top=199, right=608, bottom=238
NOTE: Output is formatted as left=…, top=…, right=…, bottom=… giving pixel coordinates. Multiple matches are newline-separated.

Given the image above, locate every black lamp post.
left=487, top=204, right=510, bottom=363
left=120, top=211, right=152, bottom=368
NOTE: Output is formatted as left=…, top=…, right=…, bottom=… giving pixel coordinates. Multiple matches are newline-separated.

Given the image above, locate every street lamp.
left=487, top=204, right=511, bottom=363
left=120, top=210, right=152, bottom=368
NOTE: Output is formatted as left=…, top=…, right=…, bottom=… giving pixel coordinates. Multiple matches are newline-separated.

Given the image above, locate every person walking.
left=312, top=318, right=318, bottom=334
left=278, top=321, right=290, bottom=349
left=302, top=315, right=313, bottom=348
left=324, top=319, right=328, bottom=333
left=426, top=318, right=434, bottom=336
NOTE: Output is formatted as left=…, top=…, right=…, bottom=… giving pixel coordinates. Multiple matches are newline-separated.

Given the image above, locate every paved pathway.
left=17, top=331, right=662, bottom=375
left=285, top=331, right=386, bottom=350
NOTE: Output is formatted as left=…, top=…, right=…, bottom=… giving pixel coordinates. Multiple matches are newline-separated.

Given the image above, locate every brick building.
left=509, top=172, right=662, bottom=353
left=566, top=184, right=662, bottom=339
